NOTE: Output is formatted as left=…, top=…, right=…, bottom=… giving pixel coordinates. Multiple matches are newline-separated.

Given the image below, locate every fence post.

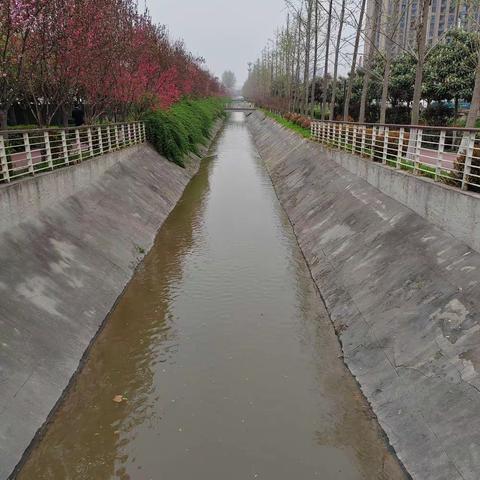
left=75, top=129, right=82, bottom=163
left=0, top=134, right=10, bottom=182
left=436, top=129, right=446, bottom=181
left=87, top=127, right=94, bottom=157
left=361, top=126, right=366, bottom=156
left=352, top=126, right=357, bottom=153
left=337, top=124, right=342, bottom=148
left=397, top=128, right=405, bottom=169
left=142, top=122, right=146, bottom=142
left=461, top=132, right=476, bottom=190
left=44, top=131, right=53, bottom=169
left=107, top=125, right=112, bottom=152
left=98, top=127, right=103, bottom=155
left=115, top=125, right=120, bottom=149
left=414, top=128, right=423, bottom=174
left=371, top=126, right=377, bottom=160
left=382, top=127, right=389, bottom=164
left=61, top=130, right=69, bottom=165
left=24, top=132, right=34, bottom=174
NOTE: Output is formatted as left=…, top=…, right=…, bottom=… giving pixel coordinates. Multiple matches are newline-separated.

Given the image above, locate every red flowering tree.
left=0, top=0, right=49, bottom=128
left=0, top=0, right=224, bottom=128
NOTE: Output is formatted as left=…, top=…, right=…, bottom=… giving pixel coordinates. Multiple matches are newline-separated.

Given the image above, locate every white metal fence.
left=0, top=121, right=146, bottom=184
left=311, top=120, right=480, bottom=192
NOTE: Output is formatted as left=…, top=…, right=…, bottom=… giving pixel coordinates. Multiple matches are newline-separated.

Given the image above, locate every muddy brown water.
left=17, top=112, right=408, bottom=480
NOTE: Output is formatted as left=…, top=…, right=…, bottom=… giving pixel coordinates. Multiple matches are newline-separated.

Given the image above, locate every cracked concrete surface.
left=247, top=111, right=480, bottom=480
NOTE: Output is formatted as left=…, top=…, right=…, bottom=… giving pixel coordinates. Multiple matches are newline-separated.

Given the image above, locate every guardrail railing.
left=310, top=120, right=480, bottom=192
left=0, top=121, right=146, bottom=184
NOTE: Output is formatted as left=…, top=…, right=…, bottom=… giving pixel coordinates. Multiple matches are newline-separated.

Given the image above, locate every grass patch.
left=385, top=157, right=456, bottom=181
left=262, top=110, right=311, bottom=138
left=144, top=97, right=226, bottom=167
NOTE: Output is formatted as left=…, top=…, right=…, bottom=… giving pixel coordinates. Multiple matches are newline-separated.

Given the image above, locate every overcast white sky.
left=147, top=0, right=287, bottom=88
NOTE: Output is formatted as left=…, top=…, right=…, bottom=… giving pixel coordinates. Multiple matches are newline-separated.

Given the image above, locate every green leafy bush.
left=144, top=97, right=226, bottom=167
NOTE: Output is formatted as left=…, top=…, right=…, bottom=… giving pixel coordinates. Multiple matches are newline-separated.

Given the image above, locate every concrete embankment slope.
left=0, top=121, right=222, bottom=479
left=247, top=111, right=480, bottom=480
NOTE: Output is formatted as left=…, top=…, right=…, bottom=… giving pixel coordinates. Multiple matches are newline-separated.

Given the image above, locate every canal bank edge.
left=0, top=118, right=224, bottom=480
left=246, top=111, right=480, bottom=480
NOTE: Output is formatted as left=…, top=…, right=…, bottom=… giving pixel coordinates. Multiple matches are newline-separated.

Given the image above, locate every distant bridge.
left=225, top=101, right=256, bottom=112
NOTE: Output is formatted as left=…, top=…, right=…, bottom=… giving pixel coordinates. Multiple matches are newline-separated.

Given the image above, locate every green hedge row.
left=143, top=97, right=226, bottom=167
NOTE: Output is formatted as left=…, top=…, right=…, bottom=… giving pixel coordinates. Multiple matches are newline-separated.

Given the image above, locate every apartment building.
left=366, top=0, right=480, bottom=55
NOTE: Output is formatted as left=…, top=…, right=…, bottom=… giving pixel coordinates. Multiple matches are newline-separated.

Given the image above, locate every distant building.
left=365, top=0, right=480, bottom=56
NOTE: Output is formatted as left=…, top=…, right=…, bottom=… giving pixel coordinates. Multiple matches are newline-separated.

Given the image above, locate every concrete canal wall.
left=0, top=120, right=223, bottom=479
left=312, top=135, right=480, bottom=255
left=0, top=145, right=143, bottom=235
left=247, top=111, right=480, bottom=480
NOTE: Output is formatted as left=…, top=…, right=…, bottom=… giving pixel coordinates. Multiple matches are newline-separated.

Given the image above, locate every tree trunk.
left=7, top=106, right=17, bottom=127
left=456, top=50, right=480, bottom=158
left=303, top=0, right=314, bottom=114
left=379, top=56, right=392, bottom=124
left=286, top=15, right=293, bottom=112
left=0, top=109, right=7, bottom=130
left=329, top=0, right=346, bottom=121
left=465, top=50, right=480, bottom=129
left=379, top=0, right=399, bottom=124
left=359, top=0, right=380, bottom=123
left=293, top=13, right=302, bottom=113
left=310, top=0, right=319, bottom=117
left=410, top=0, right=430, bottom=125
left=61, top=105, right=70, bottom=127
left=321, top=0, right=333, bottom=120
left=344, top=0, right=366, bottom=120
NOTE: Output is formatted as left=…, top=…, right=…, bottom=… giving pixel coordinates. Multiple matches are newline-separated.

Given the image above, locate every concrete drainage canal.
left=15, top=112, right=408, bottom=479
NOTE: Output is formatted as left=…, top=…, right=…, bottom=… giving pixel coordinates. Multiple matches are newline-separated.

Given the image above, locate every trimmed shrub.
left=144, top=97, right=226, bottom=167
left=335, top=114, right=354, bottom=122
left=282, top=112, right=312, bottom=129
